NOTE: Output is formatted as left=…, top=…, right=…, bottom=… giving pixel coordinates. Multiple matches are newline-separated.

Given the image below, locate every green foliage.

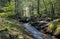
left=0, top=18, right=24, bottom=39
left=0, top=1, right=24, bottom=39
left=3, top=2, right=15, bottom=11
left=0, top=0, right=60, bottom=38
left=0, top=2, right=15, bottom=18
left=0, top=18, right=9, bottom=30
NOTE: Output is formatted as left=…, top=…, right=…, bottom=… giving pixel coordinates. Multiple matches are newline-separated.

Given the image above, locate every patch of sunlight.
left=18, top=35, right=24, bottom=39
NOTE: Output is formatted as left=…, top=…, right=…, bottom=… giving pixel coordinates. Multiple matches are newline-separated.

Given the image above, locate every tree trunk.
left=37, top=0, right=41, bottom=17
left=51, top=3, right=55, bottom=18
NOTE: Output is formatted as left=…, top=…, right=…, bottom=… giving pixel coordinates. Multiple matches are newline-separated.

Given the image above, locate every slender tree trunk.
left=37, top=0, right=41, bottom=17
left=15, top=0, right=19, bottom=19
left=8, top=0, right=10, bottom=3
left=51, top=3, right=55, bottom=18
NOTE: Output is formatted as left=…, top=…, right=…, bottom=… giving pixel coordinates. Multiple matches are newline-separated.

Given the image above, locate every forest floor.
left=19, top=17, right=60, bottom=39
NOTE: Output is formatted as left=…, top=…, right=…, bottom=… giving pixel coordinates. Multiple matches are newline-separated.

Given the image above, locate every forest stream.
left=23, top=23, right=46, bottom=39
left=19, top=17, right=59, bottom=39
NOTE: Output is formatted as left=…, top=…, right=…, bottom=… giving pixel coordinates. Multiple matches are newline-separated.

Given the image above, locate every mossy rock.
left=54, top=25, right=60, bottom=35
left=47, top=19, right=60, bottom=35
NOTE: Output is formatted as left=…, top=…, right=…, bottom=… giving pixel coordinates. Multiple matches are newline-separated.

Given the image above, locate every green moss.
left=47, top=19, right=60, bottom=35
left=0, top=2, right=15, bottom=18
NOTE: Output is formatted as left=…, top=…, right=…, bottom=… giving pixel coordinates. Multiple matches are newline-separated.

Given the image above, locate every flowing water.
left=23, top=23, right=48, bottom=39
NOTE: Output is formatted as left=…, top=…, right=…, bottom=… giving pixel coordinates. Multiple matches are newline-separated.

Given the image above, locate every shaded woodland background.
left=0, top=0, right=60, bottom=39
